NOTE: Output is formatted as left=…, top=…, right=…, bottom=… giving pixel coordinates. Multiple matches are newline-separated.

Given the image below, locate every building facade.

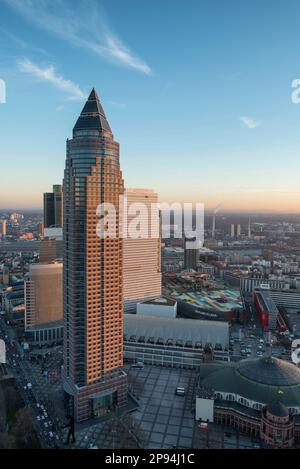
left=24, top=262, right=63, bottom=329
left=43, top=184, right=63, bottom=228
left=240, top=276, right=287, bottom=293
left=184, top=237, right=199, bottom=270
left=123, top=188, right=161, bottom=312
left=198, top=357, right=300, bottom=448
left=253, top=290, right=279, bottom=331
left=1, top=220, right=7, bottom=238
left=62, top=89, right=127, bottom=422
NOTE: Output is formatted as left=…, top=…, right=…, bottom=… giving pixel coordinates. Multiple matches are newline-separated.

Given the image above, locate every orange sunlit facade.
left=63, top=89, right=127, bottom=421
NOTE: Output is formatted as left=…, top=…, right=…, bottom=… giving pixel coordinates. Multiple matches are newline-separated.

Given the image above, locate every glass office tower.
left=43, top=184, right=63, bottom=228
left=63, top=89, right=127, bottom=422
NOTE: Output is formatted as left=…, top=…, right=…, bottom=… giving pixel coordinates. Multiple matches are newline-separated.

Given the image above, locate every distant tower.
left=211, top=204, right=223, bottom=239
left=53, top=184, right=63, bottom=228
left=1, top=220, right=7, bottom=238
left=230, top=224, right=235, bottom=238
left=43, top=184, right=63, bottom=228
left=237, top=224, right=241, bottom=237
left=248, top=218, right=251, bottom=238
left=212, top=214, right=216, bottom=238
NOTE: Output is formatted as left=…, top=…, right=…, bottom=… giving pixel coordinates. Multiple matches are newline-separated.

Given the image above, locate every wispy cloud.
left=0, top=26, right=46, bottom=54
left=104, top=33, right=151, bottom=75
left=240, top=116, right=261, bottom=129
left=55, top=105, right=65, bottom=112
left=17, top=58, right=86, bottom=100
left=5, top=0, right=151, bottom=75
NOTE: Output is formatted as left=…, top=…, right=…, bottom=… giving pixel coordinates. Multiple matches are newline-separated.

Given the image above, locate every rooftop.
left=140, top=297, right=176, bottom=306
left=73, top=88, right=112, bottom=133
left=124, top=314, right=229, bottom=347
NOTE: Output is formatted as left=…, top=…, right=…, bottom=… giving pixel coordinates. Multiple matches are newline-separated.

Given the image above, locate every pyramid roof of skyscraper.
left=73, top=88, right=112, bottom=133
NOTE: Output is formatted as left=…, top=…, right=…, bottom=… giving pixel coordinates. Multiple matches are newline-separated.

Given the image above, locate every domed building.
left=197, top=356, right=300, bottom=448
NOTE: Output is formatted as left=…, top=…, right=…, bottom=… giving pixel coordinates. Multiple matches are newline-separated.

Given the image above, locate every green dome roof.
left=237, top=357, right=300, bottom=387
left=200, top=357, right=300, bottom=407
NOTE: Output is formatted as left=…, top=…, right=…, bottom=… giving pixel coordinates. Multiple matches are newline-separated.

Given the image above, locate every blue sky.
left=1, top=0, right=300, bottom=211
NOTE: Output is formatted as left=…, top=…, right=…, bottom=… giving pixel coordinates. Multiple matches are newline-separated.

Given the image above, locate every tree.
left=4, top=385, right=22, bottom=423
left=11, top=407, right=41, bottom=448
left=0, top=386, right=7, bottom=433
left=0, top=432, right=16, bottom=449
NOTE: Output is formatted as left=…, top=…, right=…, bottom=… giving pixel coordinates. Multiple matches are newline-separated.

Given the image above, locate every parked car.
left=131, top=362, right=144, bottom=369
left=175, top=387, right=185, bottom=396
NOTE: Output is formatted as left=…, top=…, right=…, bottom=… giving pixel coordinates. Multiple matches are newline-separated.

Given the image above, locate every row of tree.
left=0, top=381, right=41, bottom=448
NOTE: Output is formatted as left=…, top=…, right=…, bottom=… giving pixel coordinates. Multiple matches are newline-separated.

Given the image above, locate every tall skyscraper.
left=63, top=89, right=127, bottom=421
left=53, top=184, right=63, bottom=228
left=123, top=188, right=161, bottom=312
left=43, top=184, right=63, bottom=228
left=43, top=192, right=55, bottom=228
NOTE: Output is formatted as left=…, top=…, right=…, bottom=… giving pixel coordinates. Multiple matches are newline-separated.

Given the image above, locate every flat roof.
left=139, top=297, right=176, bottom=306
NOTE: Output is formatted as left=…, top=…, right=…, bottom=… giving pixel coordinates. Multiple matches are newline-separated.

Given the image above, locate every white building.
left=123, top=188, right=162, bottom=312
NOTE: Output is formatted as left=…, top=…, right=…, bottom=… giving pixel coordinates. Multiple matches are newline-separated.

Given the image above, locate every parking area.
left=229, top=323, right=293, bottom=362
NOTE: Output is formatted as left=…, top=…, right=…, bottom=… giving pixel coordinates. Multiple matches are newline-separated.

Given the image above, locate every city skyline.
left=1, top=0, right=300, bottom=212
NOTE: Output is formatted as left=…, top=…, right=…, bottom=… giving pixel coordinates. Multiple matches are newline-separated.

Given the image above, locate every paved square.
left=125, top=364, right=197, bottom=449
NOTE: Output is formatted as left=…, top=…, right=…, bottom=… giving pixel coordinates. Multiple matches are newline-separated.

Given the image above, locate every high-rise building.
left=230, top=224, right=235, bottom=238
left=1, top=220, right=7, bottom=238
left=37, top=222, right=44, bottom=237
left=184, top=236, right=200, bottom=270
left=43, top=192, right=55, bottom=228
left=25, top=262, right=63, bottom=328
left=248, top=218, right=251, bottom=238
left=39, top=238, right=63, bottom=263
left=43, top=184, right=63, bottom=228
left=63, top=89, right=127, bottom=421
left=53, top=184, right=63, bottom=228
left=237, top=224, right=241, bottom=237
left=123, top=188, right=161, bottom=312
left=40, top=227, right=63, bottom=263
